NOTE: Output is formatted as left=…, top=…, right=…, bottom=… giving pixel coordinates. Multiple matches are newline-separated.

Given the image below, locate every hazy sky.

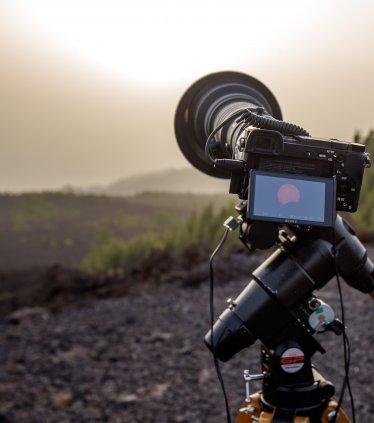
left=1, top=0, right=374, bottom=191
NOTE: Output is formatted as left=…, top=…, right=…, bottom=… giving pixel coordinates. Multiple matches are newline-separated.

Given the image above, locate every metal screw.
left=327, top=411, right=337, bottom=421
left=239, top=406, right=256, bottom=414
left=309, top=297, right=322, bottom=310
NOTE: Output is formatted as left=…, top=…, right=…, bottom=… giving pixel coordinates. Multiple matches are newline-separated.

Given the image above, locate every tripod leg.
left=320, top=401, right=350, bottom=423
left=236, top=392, right=262, bottom=422
left=235, top=394, right=350, bottom=423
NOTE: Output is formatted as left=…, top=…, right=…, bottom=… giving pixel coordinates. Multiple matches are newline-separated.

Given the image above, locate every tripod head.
left=205, top=212, right=374, bottom=362
left=205, top=211, right=374, bottom=418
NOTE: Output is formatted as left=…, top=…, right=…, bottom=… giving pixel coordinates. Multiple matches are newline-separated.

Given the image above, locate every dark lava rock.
left=0, top=250, right=372, bottom=421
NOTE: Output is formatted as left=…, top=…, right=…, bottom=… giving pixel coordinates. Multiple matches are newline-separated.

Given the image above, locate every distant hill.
left=88, top=168, right=229, bottom=196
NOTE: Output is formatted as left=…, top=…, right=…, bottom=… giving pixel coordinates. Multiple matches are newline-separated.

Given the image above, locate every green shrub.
left=351, top=130, right=374, bottom=232
left=81, top=232, right=164, bottom=275
left=81, top=202, right=237, bottom=275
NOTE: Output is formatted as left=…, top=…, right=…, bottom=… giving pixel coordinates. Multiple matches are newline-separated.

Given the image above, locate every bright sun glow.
left=5, top=0, right=315, bottom=86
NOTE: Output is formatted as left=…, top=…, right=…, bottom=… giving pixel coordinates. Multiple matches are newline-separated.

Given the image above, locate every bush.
left=80, top=232, right=164, bottom=275
left=81, top=202, right=237, bottom=275
left=351, top=130, right=374, bottom=232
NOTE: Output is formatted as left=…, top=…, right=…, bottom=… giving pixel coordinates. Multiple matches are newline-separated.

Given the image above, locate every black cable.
left=241, top=108, right=310, bottom=137
left=205, top=110, right=247, bottom=163
left=344, top=335, right=356, bottom=421
left=209, top=228, right=231, bottom=423
left=331, top=228, right=356, bottom=423
left=205, top=108, right=310, bottom=163
left=331, top=231, right=346, bottom=419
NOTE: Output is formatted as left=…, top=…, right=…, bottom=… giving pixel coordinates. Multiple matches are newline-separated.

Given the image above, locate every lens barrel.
left=174, top=71, right=282, bottom=178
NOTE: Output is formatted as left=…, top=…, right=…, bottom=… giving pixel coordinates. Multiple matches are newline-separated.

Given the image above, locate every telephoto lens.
left=174, top=71, right=282, bottom=178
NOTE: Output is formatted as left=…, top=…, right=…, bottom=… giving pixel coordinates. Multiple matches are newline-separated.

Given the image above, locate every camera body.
left=230, top=128, right=370, bottom=214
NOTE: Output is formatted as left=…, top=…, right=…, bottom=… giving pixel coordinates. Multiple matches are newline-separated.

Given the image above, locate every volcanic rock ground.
left=0, top=251, right=372, bottom=422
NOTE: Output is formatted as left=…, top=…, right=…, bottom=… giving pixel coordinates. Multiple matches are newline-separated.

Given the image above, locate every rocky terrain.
left=0, top=249, right=372, bottom=422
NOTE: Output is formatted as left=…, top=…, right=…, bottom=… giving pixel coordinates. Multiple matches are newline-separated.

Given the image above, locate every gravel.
left=0, top=251, right=372, bottom=422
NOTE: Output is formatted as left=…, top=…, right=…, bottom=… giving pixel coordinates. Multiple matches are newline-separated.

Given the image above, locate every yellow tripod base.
left=236, top=392, right=350, bottom=423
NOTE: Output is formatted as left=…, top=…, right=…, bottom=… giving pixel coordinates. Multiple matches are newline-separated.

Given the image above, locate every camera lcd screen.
left=248, top=171, right=335, bottom=227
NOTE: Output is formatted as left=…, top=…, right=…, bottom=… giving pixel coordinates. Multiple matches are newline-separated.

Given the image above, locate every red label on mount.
left=280, top=348, right=305, bottom=373
left=280, top=356, right=304, bottom=365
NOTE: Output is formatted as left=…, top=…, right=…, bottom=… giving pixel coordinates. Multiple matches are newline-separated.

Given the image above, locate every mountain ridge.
left=87, top=168, right=229, bottom=196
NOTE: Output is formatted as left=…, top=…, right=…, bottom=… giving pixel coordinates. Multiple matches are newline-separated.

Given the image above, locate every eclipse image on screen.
left=277, top=183, right=301, bottom=205
left=250, top=173, right=327, bottom=223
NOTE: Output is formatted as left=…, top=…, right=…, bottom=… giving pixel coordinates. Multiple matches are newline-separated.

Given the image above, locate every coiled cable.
left=205, top=108, right=310, bottom=162
left=240, top=108, right=310, bottom=137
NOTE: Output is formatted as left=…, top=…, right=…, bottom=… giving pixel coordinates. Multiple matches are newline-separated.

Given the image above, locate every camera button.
left=337, top=183, right=348, bottom=196
left=348, top=178, right=356, bottom=192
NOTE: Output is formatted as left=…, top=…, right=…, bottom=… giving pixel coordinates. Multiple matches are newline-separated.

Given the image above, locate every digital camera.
left=230, top=128, right=371, bottom=227
left=174, top=71, right=371, bottom=228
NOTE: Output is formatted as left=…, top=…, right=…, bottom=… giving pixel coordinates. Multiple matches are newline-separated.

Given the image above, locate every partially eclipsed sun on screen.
left=277, top=184, right=301, bottom=205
